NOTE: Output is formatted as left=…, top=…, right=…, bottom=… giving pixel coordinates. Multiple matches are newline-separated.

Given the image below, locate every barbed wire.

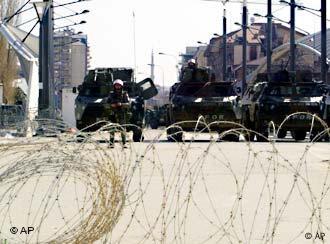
left=0, top=113, right=329, bottom=243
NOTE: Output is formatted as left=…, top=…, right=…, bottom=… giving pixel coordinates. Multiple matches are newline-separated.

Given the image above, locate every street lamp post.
left=197, top=41, right=208, bottom=45
left=158, top=52, right=178, bottom=60
left=33, top=0, right=55, bottom=118
left=267, top=0, right=272, bottom=82
left=201, top=0, right=228, bottom=80
left=150, top=50, right=155, bottom=82
left=242, top=0, right=247, bottom=93
left=222, top=6, right=227, bottom=81
left=253, top=2, right=273, bottom=82
left=290, top=0, right=296, bottom=81
left=321, top=0, right=327, bottom=83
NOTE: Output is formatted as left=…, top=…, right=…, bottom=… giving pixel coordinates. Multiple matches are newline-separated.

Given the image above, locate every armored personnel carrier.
left=75, top=67, right=158, bottom=141
left=165, top=67, right=240, bottom=141
left=241, top=70, right=330, bottom=141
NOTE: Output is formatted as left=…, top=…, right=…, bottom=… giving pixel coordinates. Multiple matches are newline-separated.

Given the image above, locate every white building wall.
left=71, top=42, right=87, bottom=86
left=62, top=88, right=77, bottom=127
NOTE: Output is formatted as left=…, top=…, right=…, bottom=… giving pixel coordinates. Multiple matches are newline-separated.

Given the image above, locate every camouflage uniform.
left=180, top=67, right=197, bottom=83
left=108, top=90, right=130, bottom=145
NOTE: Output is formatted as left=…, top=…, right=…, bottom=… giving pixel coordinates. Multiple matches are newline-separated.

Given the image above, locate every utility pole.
left=150, top=49, right=155, bottom=81
left=242, top=0, right=247, bottom=93
left=290, top=0, right=296, bottom=82
left=321, top=0, right=327, bottom=83
left=39, top=0, right=54, bottom=118
left=222, top=7, right=227, bottom=81
left=267, top=0, right=272, bottom=81
left=133, top=11, right=137, bottom=82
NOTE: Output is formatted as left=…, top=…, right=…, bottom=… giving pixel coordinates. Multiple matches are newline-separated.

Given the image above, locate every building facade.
left=54, top=29, right=89, bottom=88
left=204, top=23, right=306, bottom=82
left=248, top=28, right=330, bottom=83
left=194, top=46, right=208, bottom=67
left=53, top=29, right=90, bottom=117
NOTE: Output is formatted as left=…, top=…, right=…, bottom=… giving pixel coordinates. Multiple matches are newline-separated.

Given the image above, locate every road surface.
left=0, top=129, right=329, bottom=243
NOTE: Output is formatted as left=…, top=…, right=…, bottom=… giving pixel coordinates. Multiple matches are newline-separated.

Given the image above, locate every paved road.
left=0, top=129, right=329, bottom=243
left=112, top=130, right=330, bottom=243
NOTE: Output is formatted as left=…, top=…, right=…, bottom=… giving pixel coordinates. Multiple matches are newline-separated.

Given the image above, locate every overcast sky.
left=22, top=0, right=330, bottom=86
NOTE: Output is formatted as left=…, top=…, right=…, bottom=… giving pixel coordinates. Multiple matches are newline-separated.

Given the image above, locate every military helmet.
left=113, top=79, right=124, bottom=87
left=188, top=59, right=196, bottom=65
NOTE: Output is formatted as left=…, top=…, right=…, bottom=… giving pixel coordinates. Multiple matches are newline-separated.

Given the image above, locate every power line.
left=3, top=0, right=32, bottom=23
left=16, top=17, right=38, bottom=28
left=53, top=1, right=79, bottom=15
left=52, top=1, right=89, bottom=27
left=53, top=13, right=76, bottom=24
left=203, top=0, right=284, bottom=5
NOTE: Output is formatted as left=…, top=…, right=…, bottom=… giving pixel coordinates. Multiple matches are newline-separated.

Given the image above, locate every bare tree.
left=0, top=0, right=22, bottom=104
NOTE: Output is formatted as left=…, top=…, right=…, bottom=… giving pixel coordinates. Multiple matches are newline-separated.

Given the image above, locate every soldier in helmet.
left=187, top=58, right=197, bottom=69
left=108, top=79, right=130, bottom=148
left=180, top=58, right=198, bottom=82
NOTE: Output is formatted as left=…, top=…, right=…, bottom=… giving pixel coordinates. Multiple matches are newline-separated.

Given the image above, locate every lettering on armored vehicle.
left=203, top=114, right=225, bottom=121
left=290, top=114, right=313, bottom=120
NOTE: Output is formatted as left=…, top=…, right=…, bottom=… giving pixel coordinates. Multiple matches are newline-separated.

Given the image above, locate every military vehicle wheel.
left=133, top=128, right=144, bottom=142
left=322, top=134, right=330, bottom=142
left=256, top=132, right=268, bottom=142
left=310, top=130, right=329, bottom=142
left=242, top=111, right=254, bottom=141
left=310, top=130, right=319, bottom=142
left=242, top=132, right=253, bottom=141
left=291, top=130, right=306, bottom=141
left=221, top=134, right=239, bottom=142
left=150, top=119, right=159, bottom=129
left=167, top=126, right=183, bottom=142
left=277, top=129, right=287, bottom=139
left=255, top=121, right=268, bottom=142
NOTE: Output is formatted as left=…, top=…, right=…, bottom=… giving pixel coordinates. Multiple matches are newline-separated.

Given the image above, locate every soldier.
left=108, top=79, right=130, bottom=148
left=180, top=59, right=198, bottom=82
left=187, top=58, right=197, bottom=69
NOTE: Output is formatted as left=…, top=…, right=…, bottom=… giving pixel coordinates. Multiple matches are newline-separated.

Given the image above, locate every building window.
left=250, top=45, right=257, bottom=61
